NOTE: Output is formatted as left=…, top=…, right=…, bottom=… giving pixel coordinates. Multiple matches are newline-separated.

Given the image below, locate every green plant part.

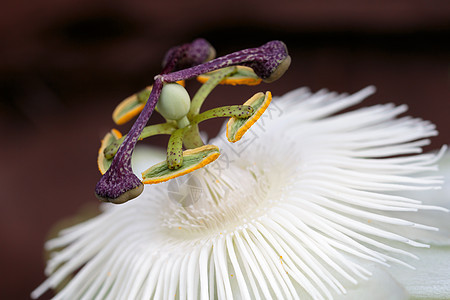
left=192, top=105, right=254, bottom=124
left=182, top=67, right=237, bottom=149
left=103, top=123, right=177, bottom=159
left=227, top=91, right=273, bottom=143
left=95, top=39, right=290, bottom=203
left=97, top=129, right=123, bottom=174
left=112, top=86, right=152, bottom=125
left=142, top=145, right=221, bottom=184
left=164, top=105, right=255, bottom=171
left=188, top=67, right=238, bottom=117
left=166, top=128, right=185, bottom=169
left=157, top=83, right=191, bottom=129
left=103, top=105, right=254, bottom=163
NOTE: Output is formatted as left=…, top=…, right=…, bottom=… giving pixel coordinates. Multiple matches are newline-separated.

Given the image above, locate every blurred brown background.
left=1, top=0, right=449, bottom=299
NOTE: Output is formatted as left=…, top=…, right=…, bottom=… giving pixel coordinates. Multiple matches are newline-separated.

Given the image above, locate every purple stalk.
left=161, top=40, right=290, bottom=83
left=162, top=38, right=216, bottom=72
left=95, top=79, right=164, bottom=203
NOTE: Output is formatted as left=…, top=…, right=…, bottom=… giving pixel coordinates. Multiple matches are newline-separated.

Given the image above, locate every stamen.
left=112, top=86, right=152, bottom=125
left=97, top=129, right=122, bottom=174
left=227, top=92, right=272, bottom=142
left=95, top=39, right=215, bottom=203
left=142, top=145, right=220, bottom=184
left=95, top=39, right=290, bottom=203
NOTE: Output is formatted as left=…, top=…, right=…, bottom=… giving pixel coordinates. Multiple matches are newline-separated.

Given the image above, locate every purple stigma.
left=162, top=38, right=216, bottom=72
left=95, top=79, right=164, bottom=203
left=161, top=40, right=290, bottom=83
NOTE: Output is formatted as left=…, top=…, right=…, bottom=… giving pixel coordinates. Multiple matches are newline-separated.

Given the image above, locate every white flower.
left=32, top=86, right=450, bottom=299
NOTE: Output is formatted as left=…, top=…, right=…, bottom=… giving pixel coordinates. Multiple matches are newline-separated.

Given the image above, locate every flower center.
left=159, top=140, right=296, bottom=239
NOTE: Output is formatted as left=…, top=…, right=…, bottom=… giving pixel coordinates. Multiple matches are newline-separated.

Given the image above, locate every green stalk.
left=184, top=67, right=237, bottom=149
left=191, top=105, right=254, bottom=124
left=104, top=123, right=177, bottom=159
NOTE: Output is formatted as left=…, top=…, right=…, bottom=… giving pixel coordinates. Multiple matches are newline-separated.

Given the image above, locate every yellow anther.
left=112, top=86, right=153, bottom=125
left=97, top=129, right=123, bottom=174
left=142, top=145, right=220, bottom=184
left=227, top=91, right=272, bottom=143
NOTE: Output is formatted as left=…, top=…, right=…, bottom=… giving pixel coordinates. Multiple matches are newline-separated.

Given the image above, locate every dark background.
left=1, top=1, right=449, bottom=299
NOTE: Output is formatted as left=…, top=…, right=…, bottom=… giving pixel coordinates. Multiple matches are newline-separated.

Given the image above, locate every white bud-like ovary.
left=157, top=83, right=191, bottom=121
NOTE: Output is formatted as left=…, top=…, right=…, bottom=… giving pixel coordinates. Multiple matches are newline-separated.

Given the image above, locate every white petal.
left=409, top=149, right=450, bottom=208
left=333, top=265, right=409, bottom=300
left=33, top=87, right=449, bottom=300
left=383, top=148, right=450, bottom=245
left=388, top=245, right=450, bottom=299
